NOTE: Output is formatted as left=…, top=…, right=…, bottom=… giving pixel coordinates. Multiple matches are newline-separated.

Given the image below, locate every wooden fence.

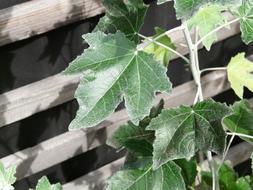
left=0, top=0, right=252, bottom=189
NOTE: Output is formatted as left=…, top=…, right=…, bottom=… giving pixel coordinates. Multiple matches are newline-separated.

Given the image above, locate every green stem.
left=227, top=132, right=253, bottom=139
left=200, top=67, right=227, bottom=75
left=183, top=22, right=219, bottom=190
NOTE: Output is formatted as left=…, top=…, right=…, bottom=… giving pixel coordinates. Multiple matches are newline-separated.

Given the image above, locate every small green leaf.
left=0, top=162, right=16, bottom=190
left=108, top=100, right=164, bottom=156
left=227, top=53, right=253, bottom=98
left=187, top=4, right=226, bottom=50
left=223, top=100, right=253, bottom=144
left=35, top=176, right=62, bottom=190
left=236, top=1, right=253, bottom=44
left=201, top=161, right=251, bottom=190
left=143, top=27, right=176, bottom=66
left=95, top=0, right=148, bottom=43
left=64, top=32, right=171, bottom=129
left=147, top=99, right=230, bottom=169
left=174, top=158, right=197, bottom=188
left=106, top=158, right=186, bottom=190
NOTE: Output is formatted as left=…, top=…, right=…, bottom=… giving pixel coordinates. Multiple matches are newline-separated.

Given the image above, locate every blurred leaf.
left=35, top=176, right=62, bottom=190
left=227, top=53, right=253, bottom=98
left=0, top=162, right=16, bottom=190
left=223, top=100, right=253, bottom=144
left=143, top=27, right=176, bottom=66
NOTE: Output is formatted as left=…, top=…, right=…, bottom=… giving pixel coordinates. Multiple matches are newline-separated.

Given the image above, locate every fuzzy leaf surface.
left=227, top=53, right=253, bottom=98
left=0, top=162, right=16, bottom=190
left=174, top=0, right=241, bottom=19
left=143, top=27, right=176, bottom=65
left=64, top=32, right=171, bottom=129
left=95, top=0, right=148, bottom=43
left=106, top=159, right=186, bottom=190
left=35, top=176, right=62, bottom=190
left=223, top=100, right=253, bottom=144
left=147, top=99, right=230, bottom=169
left=187, top=4, right=226, bottom=50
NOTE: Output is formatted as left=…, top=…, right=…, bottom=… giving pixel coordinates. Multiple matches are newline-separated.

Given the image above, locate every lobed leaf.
left=64, top=32, right=171, bottom=129
left=147, top=99, right=231, bottom=169
left=106, top=158, right=186, bottom=190
left=95, top=0, right=148, bottom=43
left=143, top=27, right=176, bottom=66
left=35, top=176, right=62, bottom=190
left=227, top=53, right=253, bottom=98
left=0, top=162, right=16, bottom=190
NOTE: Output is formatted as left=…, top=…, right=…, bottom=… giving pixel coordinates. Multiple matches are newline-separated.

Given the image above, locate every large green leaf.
left=187, top=4, right=226, bottom=50
left=35, top=176, right=62, bottom=190
left=143, top=27, right=176, bottom=66
left=227, top=53, right=253, bottom=98
left=95, top=0, right=148, bottom=43
left=106, top=158, right=186, bottom=190
left=0, top=162, right=16, bottom=190
left=64, top=32, right=171, bottom=129
left=236, top=1, right=253, bottom=44
left=108, top=100, right=164, bottom=156
left=174, top=0, right=241, bottom=19
left=147, top=99, right=230, bottom=169
left=223, top=100, right=253, bottom=144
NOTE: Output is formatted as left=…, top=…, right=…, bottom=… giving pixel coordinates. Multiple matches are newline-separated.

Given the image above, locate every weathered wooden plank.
left=0, top=11, right=240, bottom=127
left=1, top=71, right=229, bottom=180
left=62, top=157, right=125, bottom=190
left=63, top=142, right=253, bottom=190
left=0, top=0, right=104, bottom=46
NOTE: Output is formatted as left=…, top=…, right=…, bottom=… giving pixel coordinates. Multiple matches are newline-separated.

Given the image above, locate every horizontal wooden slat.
left=0, top=0, right=104, bottom=46
left=1, top=71, right=229, bottom=180
left=62, top=157, right=125, bottom=190
left=63, top=142, right=253, bottom=190
left=0, top=13, right=241, bottom=128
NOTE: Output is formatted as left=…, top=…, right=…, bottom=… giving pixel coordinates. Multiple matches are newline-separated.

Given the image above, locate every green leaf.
left=147, top=99, right=230, bottom=169
left=174, top=158, right=197, bottom=188
left=0, top=162, right=16, bottom=190
left=223, top=100, right=253, bottom=144
left=106, top=158, right=186, bottom=190
left=95, top=0, right=148, bottom=43
left=236, top=1, right=253, bottom=44
left=64, top=32, right=171, bottom=129
left=187, top=4, right=226, bottom=50
left=174, top=0, right=241, bottom=19
left=108, top=100, right=164, bottom=156
left=35, top=176, right=62, bottom=190
left=227, top=53, right=253, bottom=99
left=143, top=27, right=176, bottom=66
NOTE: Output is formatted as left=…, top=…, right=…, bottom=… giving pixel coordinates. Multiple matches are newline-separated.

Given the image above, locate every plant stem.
left=200, top=67, right=227, bottom=75
left=220, top=133, right=235, bottom=168
left=196, top=18, right=240, bottom=47
left=137, top=33, right=190, bottom=64
left=227, top=132, right=253, bottom=139
left=183, top=22, right=219, bottom=190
